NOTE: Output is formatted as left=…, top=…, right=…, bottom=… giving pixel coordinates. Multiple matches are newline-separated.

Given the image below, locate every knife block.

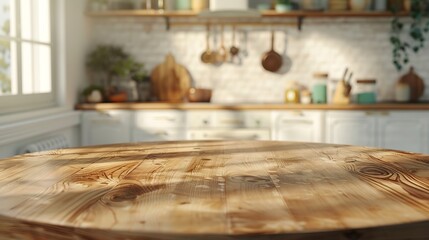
left=332, top=80, right=351, bottom=104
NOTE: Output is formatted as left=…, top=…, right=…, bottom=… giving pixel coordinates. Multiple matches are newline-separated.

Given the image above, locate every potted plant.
left=131, top=64, right=151, bottom=102
left=275, top=0, right=292, bottom=12
left=86, top=45, right=143, bottom=102
left=109, top=57, right=145, bottom=102
left=390, top=0, right=429, bottom=70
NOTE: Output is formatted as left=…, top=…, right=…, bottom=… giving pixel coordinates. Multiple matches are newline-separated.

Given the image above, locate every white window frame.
left=0, top=0, right=57, bottom=114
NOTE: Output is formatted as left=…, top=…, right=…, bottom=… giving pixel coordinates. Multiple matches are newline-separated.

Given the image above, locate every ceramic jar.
left=349, top=0, right=369, bottom=11
left=374, top=0, right=387, bottom=11
left=192, top=0, right=209, bottom=11
left=176, top=0, right=192, bottom=10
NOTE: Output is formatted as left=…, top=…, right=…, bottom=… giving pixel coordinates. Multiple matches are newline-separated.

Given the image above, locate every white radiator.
left=18, top=135, right=70, bottom=154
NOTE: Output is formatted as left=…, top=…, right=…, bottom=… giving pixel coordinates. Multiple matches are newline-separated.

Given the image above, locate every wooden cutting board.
left=399, top=67, right=425, bottom=102
left=151, top=54, right=191, bottom=102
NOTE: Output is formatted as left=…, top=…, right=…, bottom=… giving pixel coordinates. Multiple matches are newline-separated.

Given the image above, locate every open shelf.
left=86, top=10, right=409, bottom=30
left=87, top=10, right=408, bottom=18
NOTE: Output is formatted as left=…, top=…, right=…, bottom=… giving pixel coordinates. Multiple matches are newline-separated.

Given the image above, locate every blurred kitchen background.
left=1, top=0, right=429, bottom=158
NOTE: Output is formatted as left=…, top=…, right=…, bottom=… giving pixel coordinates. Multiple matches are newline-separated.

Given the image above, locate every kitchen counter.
left=76, top=102, right=429, bottom=111
left=0, top=141, right=428, bottom=239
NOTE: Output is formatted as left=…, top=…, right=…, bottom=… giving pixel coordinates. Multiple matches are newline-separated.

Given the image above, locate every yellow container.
left=285, top=89, right=300, bottom=104
left=192, top=0, right=209, bottom=11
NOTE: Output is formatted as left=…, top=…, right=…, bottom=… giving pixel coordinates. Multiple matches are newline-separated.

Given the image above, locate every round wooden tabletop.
left=1, top=141, right=429, bottom=240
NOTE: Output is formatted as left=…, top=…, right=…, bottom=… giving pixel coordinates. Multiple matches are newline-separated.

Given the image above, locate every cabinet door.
left=274, top=111, right=324, bottom=142
left=82, top=111, right=132, bottom=146
left=378, top=112, right=428, bottom=153
left=326, top=111, right=377, bottom=147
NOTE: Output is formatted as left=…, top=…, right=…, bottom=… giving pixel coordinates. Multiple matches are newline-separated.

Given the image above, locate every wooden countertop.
left=75, top=102, right=429, bottom=111
left=1, top=141, right=429, bottom=239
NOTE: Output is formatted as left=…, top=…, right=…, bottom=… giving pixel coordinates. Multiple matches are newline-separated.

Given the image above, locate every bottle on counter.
left=192, top=0, right=209, bottom=11
left=285, top=82, right=301, bottom=104
left=311, top=72, right=328, bottom=104
left=395, top=82, right=410, bottom=102
left=176, top=0, right=192, bottom=10
left=355, top=79, right=377, bottom=104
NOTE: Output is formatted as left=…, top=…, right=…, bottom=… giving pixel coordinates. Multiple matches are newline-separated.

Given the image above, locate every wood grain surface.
left=0, top=141, right=429, bottom=240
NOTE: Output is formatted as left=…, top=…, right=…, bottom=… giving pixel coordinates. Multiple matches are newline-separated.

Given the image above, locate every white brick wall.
left=88, top=17, right=429, bottom=103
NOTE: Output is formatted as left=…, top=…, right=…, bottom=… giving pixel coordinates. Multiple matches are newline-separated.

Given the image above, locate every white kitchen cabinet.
left=187, top=129, right=271, bottom=141
left=326, top=111, right=377, bottom=147
left=378, top=111, right=428, bottom=153
left=132, top=110, right=186, bottom=142
left=187, top=110, right=271, bottom=128
left=81, top=111, right=132, bottom=146
left=326, top=111, right=429, bottom=153
left=186, top=110, right=271, bottom=141
left=273, top=111, right=324, bottom=142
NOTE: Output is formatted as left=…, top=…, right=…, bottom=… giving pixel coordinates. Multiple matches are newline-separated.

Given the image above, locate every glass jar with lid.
left=311, top=72, right=328, bottom=104
left=355, top=79, right=377, bottom=104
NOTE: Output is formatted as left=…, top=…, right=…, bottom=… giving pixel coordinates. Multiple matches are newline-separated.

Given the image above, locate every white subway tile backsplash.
left=88, top=17, right=429, bottom=103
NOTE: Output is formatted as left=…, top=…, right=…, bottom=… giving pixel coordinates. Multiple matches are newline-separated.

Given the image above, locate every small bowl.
left=187, top=88, right=212, bottom=103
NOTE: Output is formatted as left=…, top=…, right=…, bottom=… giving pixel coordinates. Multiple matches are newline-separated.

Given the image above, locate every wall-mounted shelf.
left=86, top=10, right=409, bottom=31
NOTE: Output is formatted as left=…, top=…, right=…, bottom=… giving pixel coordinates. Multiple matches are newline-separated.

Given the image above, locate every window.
left=0, top=0, right=55, bottom=113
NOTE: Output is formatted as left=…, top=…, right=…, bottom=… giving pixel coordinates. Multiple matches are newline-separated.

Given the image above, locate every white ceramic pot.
left=210, top=0, right=248, bottom=11
left=374, top=0, right=387, bottom=11
left=350, top=0, right=369, bottom=11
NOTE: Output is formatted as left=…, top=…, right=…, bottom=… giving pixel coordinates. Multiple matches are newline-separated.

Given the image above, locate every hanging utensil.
left=230, top=25, right=240, bottom=58
left=201, top=24, right=214, bottom=64
left=261, top=30, right=283, bottom=72
left=216, top=25, right=228, bottom=63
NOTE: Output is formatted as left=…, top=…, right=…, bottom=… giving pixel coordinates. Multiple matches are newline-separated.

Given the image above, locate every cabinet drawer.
left=135, top=110, right=185, bottom=128
left=82, top=111, right=132, bottom=146
left=133, top=128, right=186, bottom=142
left=187, top=111, right=212, bottom=128
left=214, top=111, right=270, bottom=128
left=188, top=129, right=271, bottom=141
left=187, top=111, right=270, bottom=128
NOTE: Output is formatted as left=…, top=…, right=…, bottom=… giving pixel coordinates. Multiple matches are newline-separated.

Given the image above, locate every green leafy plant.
left=276, top=0, right=290, bottom=5
left=131, top=63, right=149, bottom=83
left=391, top=0, right=429, bottom=70
left=87, top=45, right=129, bottom=79
left=86, top=45, right=145, bottom=85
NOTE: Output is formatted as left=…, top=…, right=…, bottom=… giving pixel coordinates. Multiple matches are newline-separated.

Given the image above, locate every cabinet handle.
left=91, top=119, right=121, bottom=124
left=155, top=131, right=169, bottom=136
left=156, top=117, right=176, bottom=122
left=220, top=120, right=244, bottom=125
left=98, top=111, right=112, bottom=117
left=202, top=134, right=260, bottom=140
left=365, top=111, right=390, bottom=116
left=292, top=111, right=304, bottom=116
left=281, top=119, right=312, bottom=124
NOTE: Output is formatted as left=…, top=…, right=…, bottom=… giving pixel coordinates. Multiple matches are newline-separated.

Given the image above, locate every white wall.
left=88, top=17, right=429, bottom=103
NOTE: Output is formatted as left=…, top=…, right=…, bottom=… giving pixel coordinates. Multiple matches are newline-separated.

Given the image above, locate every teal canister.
left=176, top=0, right=192, bottom=10
left=311, top=73, right=328, bottom=104
left=356, top=79, right=377, bottom=104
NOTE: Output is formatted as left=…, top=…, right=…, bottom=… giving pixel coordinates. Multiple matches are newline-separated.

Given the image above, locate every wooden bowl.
left=187, top=88, right=212, bottom=102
